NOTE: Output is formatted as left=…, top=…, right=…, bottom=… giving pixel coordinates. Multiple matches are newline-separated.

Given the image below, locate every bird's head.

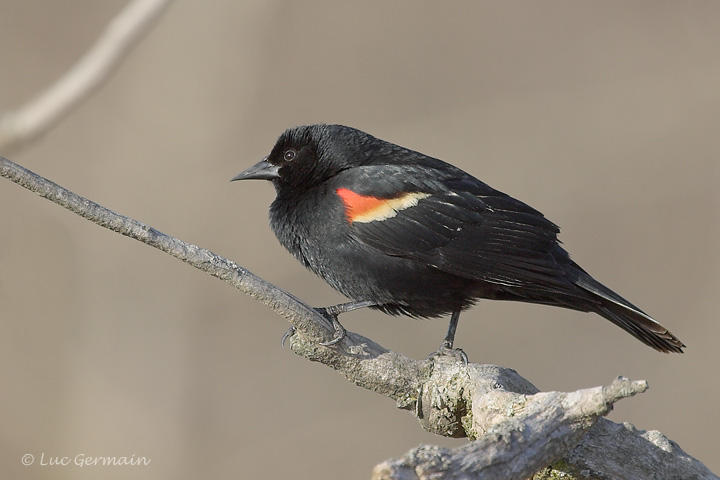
left=232, top=124, right=376, bottom=192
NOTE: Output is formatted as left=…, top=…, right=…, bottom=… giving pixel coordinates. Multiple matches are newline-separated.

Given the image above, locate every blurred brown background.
left=1, top=1, right=718, bottom=479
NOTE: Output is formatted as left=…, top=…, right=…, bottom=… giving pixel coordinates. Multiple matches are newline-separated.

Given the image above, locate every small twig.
left=0, top=0, right=173, bottom=153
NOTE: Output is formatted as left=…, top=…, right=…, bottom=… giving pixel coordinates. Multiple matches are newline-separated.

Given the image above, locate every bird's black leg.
left=315, top=300, right=376, bottom=346
left=321, top=300, right=376, bottom=317
left=443, top=310, right=461, bottom=349
left=429, top=310, right=468, bottom=364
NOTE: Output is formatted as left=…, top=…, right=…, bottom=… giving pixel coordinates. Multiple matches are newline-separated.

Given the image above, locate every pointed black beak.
left=231, top=158, right=280, bottom=181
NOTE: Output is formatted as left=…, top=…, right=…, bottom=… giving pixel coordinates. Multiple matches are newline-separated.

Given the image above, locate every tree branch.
left=373, top=372, right=717, bottom=480
left=2, top=156, right=716, bottom=480
left=0, top=0, right=173, bottom=154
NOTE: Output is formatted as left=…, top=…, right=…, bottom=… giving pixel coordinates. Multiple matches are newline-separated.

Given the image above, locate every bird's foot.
left=281, top=318, right=346, bottom=347
left=315, top=307, right=348, bottom=346
left=313, top=301, right=374, bottom=346
left=319, top=317, right=346, bottom=346
left=428, top=340, right=469, bottom=366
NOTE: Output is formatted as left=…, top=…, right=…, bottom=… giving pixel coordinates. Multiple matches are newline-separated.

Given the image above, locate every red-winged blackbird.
left=232, top=124, right=684, bottom=354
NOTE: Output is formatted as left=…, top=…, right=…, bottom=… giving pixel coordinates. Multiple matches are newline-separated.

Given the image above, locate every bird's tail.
left=570, top=265, right=685, bottom=353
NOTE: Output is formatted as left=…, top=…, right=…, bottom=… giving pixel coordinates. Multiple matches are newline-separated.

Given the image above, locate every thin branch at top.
left=0, top=0, right=174, bottom=154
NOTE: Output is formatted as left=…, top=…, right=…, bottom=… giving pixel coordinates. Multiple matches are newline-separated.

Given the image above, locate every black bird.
left=232, top=124, right=684, bottom=354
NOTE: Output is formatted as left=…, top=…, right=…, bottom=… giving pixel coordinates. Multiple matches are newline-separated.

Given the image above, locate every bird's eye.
left=283, top=149, right=297, bottom=162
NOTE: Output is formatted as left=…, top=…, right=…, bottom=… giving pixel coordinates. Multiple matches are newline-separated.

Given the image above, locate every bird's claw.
left=281, top=316, right=345, bottom=347
left=318, top=314, right=347, bottom=346
left=428, top=341, right=469, bottom=366
left=281, top=326, right=296, bottom=347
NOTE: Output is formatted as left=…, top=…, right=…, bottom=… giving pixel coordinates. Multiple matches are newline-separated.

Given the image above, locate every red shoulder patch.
left=336, top=188, right=386, bottom=221
left=336, top=188, right=430, bottom=223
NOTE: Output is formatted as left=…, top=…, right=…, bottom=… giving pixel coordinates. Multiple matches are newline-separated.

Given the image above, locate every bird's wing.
left=334, top=165, right=571, bottom=290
